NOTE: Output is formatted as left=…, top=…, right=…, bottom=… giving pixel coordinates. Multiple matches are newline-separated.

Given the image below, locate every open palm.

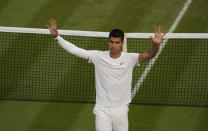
left=150, top=25, right=166, bottom=45
left=47, top=18, right=58, bottom=38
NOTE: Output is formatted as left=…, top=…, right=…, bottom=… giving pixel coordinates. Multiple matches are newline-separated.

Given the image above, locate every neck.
left=110, top=52, right=122, bottom=59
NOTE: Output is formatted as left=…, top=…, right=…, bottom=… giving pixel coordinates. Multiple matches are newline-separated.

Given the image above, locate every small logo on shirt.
left=120, top=62, right=125, bottom=65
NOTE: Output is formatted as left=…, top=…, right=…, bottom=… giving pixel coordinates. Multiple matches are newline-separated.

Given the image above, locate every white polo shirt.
left=88, top=51, right=139, bottom=107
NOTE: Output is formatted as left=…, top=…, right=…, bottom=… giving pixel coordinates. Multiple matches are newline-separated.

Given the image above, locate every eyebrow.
left=109, top=40, right=121, bottom=44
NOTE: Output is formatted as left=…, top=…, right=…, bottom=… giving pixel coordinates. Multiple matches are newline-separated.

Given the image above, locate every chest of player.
left=94, top=56, right=132, bottom=76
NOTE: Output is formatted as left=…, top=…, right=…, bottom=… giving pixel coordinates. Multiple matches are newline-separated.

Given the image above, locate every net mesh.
left=0, top=27, right=208, bottom=107
left=129, top=38, right=208, bottom=106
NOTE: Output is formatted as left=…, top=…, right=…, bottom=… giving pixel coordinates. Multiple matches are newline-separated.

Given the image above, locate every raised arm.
left=47, top=18, right=89, bottom=60
left=138, top=25, right=166, bottom=64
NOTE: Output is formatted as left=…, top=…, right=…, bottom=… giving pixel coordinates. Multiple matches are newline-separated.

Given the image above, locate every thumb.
left=46, top=25, right=50, bottom=29
left=149, top=36, right=153, bottom=41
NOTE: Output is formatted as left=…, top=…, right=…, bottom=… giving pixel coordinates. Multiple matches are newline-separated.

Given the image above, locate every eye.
left=109, top=40, right=113, bottom=43
left=115, top=41, right=120, bottom=44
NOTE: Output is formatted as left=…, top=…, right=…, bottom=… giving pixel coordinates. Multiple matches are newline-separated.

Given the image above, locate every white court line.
left=131, top=0, right=192, bottom=98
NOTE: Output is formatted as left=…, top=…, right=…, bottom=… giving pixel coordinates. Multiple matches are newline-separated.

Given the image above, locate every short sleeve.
left=128, top=53, right=140, bottom=66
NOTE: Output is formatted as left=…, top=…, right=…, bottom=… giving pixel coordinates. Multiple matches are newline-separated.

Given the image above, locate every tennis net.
left=0, top=26, right=207, bottom=107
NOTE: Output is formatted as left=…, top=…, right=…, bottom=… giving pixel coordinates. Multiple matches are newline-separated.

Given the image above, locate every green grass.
left=0, top=0, right=187, bottom=32
left=0, top=0, right=208, bottom=131
left=1, top=101, right=208, bottom=131
left=0, top=101, right=95, bottom=131
left=175, top=0, right=208, bottom=32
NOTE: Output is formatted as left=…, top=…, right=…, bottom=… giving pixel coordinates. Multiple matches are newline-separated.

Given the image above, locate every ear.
left=121, top=41, right=124, bottom=46
left=120, top=42, right=124, bottom=51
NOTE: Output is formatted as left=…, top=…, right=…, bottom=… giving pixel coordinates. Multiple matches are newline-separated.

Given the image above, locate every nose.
left=111, top=43, right=115, bottom=47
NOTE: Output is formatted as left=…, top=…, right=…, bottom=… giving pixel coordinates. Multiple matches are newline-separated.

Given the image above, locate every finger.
left=158, top=25, right=161, bottom=33
left=51, top=18, right=55, bottom=26
left=155, top=26, right=159, bottom=36
left=49, top=19, right=52, bottom=26
left=50, top=18, right=53, bottom=23
left=149, top=35, right=153, bottom=41
left=46, top=25, right=50, bottom=29
left=54, top=19, right=57, bottom=29
left=154, top=26, right=157, bottom=34
left=50, top=18, right=55, bottom=27
left=160, top=26, right=163, bottom=33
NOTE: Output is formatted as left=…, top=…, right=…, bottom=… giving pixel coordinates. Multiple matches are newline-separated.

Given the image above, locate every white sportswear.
left=93, top=104, right=129, bottom=131
left=55, top=36, right=139, bottom=107
left=55, top=36, right=90, bottom=59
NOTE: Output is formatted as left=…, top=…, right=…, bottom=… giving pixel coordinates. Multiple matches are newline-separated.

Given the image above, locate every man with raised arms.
left=47, top=19, right=166, bottom=131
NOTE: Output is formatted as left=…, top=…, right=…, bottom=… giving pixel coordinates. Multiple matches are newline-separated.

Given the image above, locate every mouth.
left=110, top=49, right=117, bottom=54
left=110, top=48, right=116, bottom=52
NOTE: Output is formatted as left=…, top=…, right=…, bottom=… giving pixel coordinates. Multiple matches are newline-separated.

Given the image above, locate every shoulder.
left=126, top=52, right=140, bottom=66
left=126, top=52, right=139, bottom=58
left=88, top=50, right=106, bottom=63
left=88, top=50, right=105, bottom=56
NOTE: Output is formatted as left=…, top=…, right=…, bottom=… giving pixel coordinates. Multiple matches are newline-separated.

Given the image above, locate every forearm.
left=55, top=36, right=89, bottom=59
left=148, top=43, right=160, bottom=58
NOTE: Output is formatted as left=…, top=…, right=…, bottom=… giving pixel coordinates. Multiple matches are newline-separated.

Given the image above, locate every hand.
left=150, top=25, right=166, bottom=45
left=46, top=18, right=58, bottom=38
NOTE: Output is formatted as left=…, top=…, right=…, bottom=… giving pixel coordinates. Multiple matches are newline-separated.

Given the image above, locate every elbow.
left=148, top=53, right=156, bottom=59
left=151, top=53, right=157, bottom=58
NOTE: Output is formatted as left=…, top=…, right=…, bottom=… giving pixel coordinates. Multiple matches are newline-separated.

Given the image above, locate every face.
left=108, top=37, right=124, bottom=55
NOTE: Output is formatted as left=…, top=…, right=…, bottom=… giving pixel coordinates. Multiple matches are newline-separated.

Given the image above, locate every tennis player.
left=47, top=18, right=166, bottom=131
